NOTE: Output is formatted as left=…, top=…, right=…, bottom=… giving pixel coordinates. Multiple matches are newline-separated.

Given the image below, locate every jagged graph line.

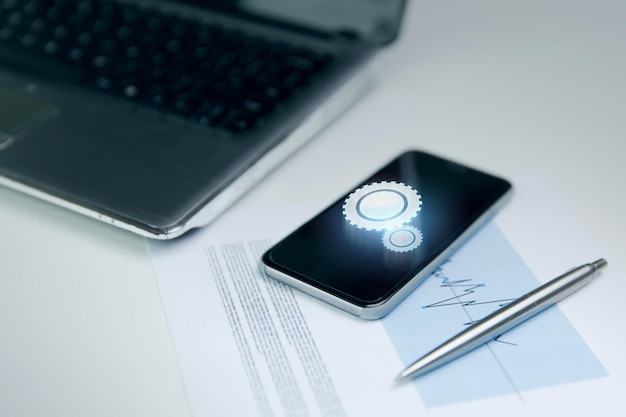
left=418, top=263, right=524, bottom=398
left=421, top=266, right=518, bottom=342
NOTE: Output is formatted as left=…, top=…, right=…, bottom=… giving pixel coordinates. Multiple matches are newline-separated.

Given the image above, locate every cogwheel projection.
left=342, top=181, right=422, bottom=231
left=382, top=226, right=423, bottom=253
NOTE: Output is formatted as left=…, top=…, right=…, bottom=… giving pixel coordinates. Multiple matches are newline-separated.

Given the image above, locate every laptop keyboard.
left=0, top=0, right=334, bottom=133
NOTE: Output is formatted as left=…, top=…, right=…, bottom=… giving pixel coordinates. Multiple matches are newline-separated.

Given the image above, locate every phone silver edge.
left=262, top=187, right=513, bottom=320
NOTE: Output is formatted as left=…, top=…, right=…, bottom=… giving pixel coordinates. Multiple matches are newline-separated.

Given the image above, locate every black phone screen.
left=262, top=151, right=511, bottom=308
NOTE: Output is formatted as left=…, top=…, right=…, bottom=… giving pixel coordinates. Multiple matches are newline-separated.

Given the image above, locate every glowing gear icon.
left=382, top=226, right=423, bottom=253
left=342, top=181, right=422, bottom=231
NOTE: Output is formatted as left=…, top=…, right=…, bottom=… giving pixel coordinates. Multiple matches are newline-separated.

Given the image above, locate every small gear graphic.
left=382, top=226, right=423, bottom=253
left=342, top=181, right=422, bottom=231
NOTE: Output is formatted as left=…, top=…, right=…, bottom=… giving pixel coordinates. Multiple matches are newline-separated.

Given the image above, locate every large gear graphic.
left=342, top=181, right=422, bottom=231
left=382, top=226, right=423, bottom=253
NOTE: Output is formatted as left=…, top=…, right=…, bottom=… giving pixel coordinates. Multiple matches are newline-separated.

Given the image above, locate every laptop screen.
left=182, top=0, right=406, bottom=43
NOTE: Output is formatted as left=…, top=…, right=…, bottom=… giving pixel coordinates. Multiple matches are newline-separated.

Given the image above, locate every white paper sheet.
left=149, top=175, right=625, bottom=417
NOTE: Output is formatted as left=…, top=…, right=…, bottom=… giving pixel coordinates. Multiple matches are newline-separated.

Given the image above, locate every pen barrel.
left=398, top=259, right=606, bottom=380
left=466, top=261, right=603, bottom=344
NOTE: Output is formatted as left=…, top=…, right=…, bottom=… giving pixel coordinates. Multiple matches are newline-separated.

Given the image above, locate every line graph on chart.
left=382, top=222, right=607, bottom=407
left=422, top=261, right=517, bottom=327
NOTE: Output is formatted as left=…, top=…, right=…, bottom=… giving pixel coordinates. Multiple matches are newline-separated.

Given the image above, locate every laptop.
left=0, top=0, right=406, bottom=239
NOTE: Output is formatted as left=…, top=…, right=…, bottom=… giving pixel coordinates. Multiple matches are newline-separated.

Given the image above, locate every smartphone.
left=261, top=150, right=512, bottom=319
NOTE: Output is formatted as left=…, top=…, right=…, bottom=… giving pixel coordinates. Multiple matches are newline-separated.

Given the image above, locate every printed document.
left=149, top=175, right=625, bottom=417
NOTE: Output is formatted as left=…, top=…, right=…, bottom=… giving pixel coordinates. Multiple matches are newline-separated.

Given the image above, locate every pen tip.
left=395, top=369, right=412, bottom=384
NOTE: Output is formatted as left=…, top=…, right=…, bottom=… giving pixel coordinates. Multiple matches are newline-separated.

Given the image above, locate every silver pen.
left=396, top=258, right=608, bottom=382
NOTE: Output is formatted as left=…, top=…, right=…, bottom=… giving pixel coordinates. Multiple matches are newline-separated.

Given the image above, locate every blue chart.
left=382, top=222, right=607, bottom=407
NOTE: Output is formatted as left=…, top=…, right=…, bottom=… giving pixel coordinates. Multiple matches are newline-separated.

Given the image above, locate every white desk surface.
left=2, top=2, right=625, bottom=416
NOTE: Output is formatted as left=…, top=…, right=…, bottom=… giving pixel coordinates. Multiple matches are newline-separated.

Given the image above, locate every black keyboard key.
left=0, top=0, right=335, bottom=133
left=194, top=102, right=226, bottom=126
left=221, top=109, right=257, bottom=133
